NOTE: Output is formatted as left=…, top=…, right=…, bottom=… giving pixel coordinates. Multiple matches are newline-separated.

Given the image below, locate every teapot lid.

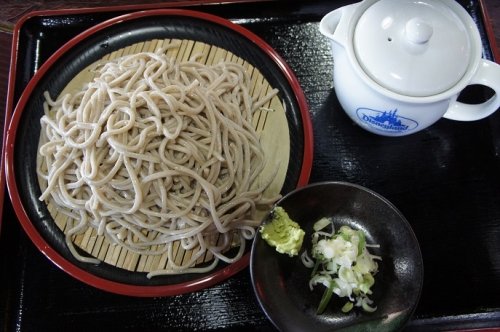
left=353, top=0, right=472, bottom=97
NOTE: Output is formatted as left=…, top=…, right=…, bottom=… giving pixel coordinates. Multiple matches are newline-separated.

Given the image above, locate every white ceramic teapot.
left=319, top=0, right=500, bottom=136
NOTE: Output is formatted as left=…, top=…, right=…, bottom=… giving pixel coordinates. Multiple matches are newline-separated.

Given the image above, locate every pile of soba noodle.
left=36, top=41, right=280, bottom=277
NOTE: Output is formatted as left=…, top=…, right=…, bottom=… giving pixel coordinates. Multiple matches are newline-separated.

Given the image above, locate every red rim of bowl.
left=5, top=9, right=314, bottom=297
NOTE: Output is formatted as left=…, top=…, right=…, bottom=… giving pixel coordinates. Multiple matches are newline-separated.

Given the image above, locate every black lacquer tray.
left=1, top=0, right=499, bottom=331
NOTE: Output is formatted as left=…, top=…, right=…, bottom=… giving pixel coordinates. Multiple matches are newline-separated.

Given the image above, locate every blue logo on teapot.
left=356, top=108, right=418, bottom=133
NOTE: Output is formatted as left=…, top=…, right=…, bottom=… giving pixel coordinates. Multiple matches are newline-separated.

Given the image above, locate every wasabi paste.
left=260, top=206, right=305, bottom=257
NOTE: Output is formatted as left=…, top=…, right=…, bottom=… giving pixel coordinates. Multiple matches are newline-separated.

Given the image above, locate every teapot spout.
left=319, top=3, right=359, bottom=48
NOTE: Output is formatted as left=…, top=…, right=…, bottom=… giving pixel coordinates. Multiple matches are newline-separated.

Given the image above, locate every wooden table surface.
left=481, top=0, right=500, bottom=59
left=0, top=1, right=499, bottom=331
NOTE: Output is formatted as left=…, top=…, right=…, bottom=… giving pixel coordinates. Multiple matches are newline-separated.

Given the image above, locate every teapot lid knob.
left=405, top=18, right=433, bottom=44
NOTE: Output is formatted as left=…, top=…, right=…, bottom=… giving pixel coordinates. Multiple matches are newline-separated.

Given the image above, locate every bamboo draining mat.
left=40, top=38, right=290, bottom=274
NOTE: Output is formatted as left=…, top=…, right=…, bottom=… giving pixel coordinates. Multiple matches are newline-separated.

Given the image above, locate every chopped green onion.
left=357, top=230, right=366, bottom=256
left=341, top=302, right=354, bottom=313
left=313, top=217, right=332, bottom=232
left=301, top=224, right=381, bottom=315
left=311, top=260, right=321, bottom=277
left=359, top=273, right=375, bottom=294
left=361, top=298, right=377, bottom=313
left=317, top=280, right=336, bottom=314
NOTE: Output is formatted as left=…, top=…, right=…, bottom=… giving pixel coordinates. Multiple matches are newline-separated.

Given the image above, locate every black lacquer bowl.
left=250, top=181, right=424, bottom=332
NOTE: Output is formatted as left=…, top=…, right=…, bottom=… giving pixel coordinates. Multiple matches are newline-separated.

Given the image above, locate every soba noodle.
left=36, top=41, right=280, bottom=277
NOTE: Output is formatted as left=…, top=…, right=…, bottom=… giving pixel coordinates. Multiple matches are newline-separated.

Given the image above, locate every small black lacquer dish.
left=250, top=181, right=424, bottom=332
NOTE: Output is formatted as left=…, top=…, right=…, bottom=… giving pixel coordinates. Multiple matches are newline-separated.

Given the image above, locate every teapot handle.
left=443, top=59, right=500, bottom=121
